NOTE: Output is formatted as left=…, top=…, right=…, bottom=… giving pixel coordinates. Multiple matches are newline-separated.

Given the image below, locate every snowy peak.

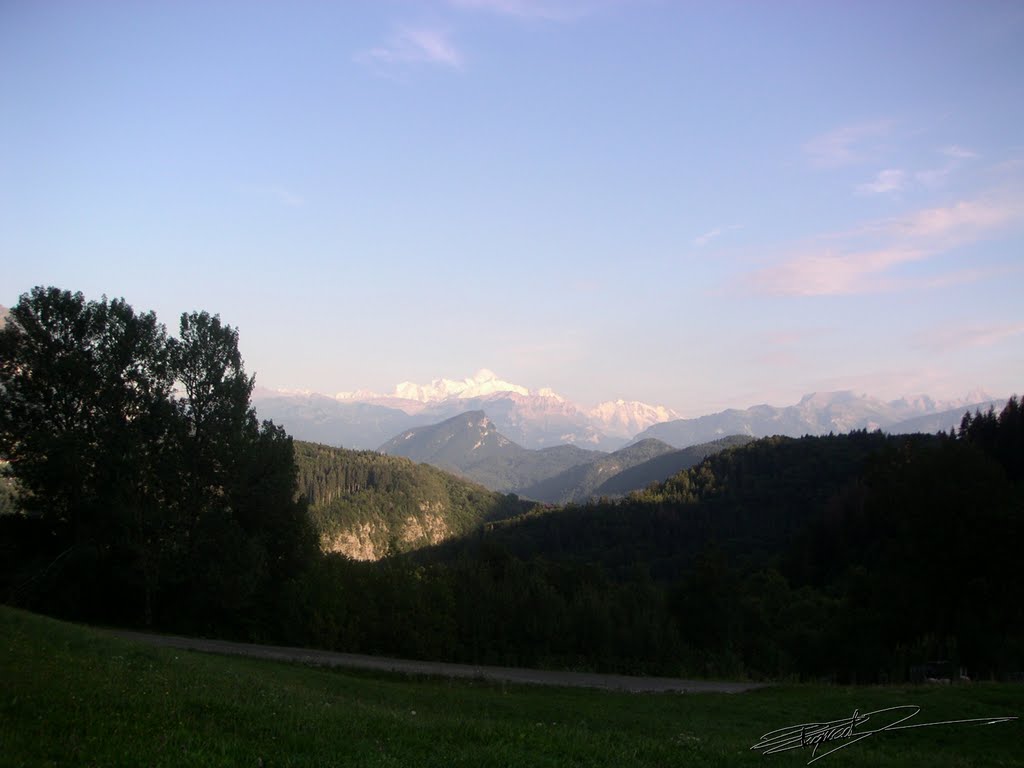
left=589, top=399, right=681, bottom=439
left=933, top=389, right=996, bottom=412
left=796, top=391, right=862, bottom=408
left=393, top=369, right=530, bottom=403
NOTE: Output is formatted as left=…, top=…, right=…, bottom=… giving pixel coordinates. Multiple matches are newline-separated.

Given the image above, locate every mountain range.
left=253, top=369, right=1002, bottom=453
left=253, top=369, right=678, bottom=451
left=633, top=391, right=1005, bottom=447
left=377, top=410, right=755, bottom=503
left=377, top=411, right=605, bottom=497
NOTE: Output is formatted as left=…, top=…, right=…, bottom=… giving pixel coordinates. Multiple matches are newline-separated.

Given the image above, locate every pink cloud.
left=751, top=248, right=928, bottom=296
left=746, top=196, right=1024, bottom=297
left=889, top=199, right=1018, bottom=239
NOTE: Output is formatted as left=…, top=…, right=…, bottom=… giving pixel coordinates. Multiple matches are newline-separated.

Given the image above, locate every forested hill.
left=294, top=441, right=531, bottom=560
left=421, top=430, right=894, bottom=576
left=591, top=434, right=755, bottom=498
left=394, top=401, right=1021, bottom=680
left=516, top=438, right=675, bottom=504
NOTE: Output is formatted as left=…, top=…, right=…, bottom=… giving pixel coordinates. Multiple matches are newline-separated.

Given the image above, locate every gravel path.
left=107, top=629, right=767, bottom=694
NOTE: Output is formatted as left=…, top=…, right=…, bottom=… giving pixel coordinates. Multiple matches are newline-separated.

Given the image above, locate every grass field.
left=1, top=606, right=1021, bottom=767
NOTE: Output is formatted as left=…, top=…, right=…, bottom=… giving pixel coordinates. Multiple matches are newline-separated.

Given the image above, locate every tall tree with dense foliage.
left=0, top=287, right=315, bottom=635
left=0, top=288, right=176, bottom=620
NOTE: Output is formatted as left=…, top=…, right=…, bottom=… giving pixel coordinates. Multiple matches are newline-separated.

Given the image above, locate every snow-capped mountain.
left=393, top=369, right=529, bottom=403
left=262, top=370, right=678, bottom=450
left=334, top=369, right=530, bottom=407
left=589, top=400, right=681, bottom=440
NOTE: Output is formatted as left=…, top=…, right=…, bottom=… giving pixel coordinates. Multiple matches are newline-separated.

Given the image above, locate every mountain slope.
left=456, top=443, right=604, bottom=494
left=518, top=438, right=676, bottom=504
left=295, top=441, right=529, bottom=560
left=420, top=430, right=896, bottom=576
left=591, top=434, right=756, bottom=498
left=377, top=410, right=603, bottom=493
left=407, top=390, right=618, bottom=450
left=378, top=411, right=523, bottom=472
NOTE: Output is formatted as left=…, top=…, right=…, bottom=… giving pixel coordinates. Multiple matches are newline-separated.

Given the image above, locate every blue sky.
left=2, top=0, right=1022, bottom=415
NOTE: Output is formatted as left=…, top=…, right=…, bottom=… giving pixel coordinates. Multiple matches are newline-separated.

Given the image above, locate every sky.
left=2, top=0, right=1023, bottom=417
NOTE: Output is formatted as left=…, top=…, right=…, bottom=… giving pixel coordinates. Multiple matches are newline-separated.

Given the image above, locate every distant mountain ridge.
left=632, top=390, right=1005, bottom=448
left=376, top=409, right=753, bottom=504
left=517, top=439, right=677, bottom=504
left=255, top=369, right=681, bottom=451
left=377, top=411, right=603, bottom=494
left=592, top=434, right=756, bottom=498
left=884, top=400, right=1007, bottom=436
left=253, top=370, right=1002, bottom=453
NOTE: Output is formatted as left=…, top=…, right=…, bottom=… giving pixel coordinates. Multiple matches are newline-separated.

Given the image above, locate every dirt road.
left=107, top=629, right=766, bottom=694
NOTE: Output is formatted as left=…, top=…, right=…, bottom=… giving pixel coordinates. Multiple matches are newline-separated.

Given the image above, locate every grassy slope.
left=2, top=606, right=1021, bottom=767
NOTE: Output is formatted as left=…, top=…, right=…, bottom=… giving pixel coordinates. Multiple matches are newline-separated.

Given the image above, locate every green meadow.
left=2, top=607, right=1020, bottom=767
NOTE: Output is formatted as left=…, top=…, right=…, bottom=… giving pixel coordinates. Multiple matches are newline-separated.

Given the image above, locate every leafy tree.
left=162, top=311, right=316, bottom=634
left=0, top=288, right=175, bottom=620
left=0, top=288, right=315, bottom=636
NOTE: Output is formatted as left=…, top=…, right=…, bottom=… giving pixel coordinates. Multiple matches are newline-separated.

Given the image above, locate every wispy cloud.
left=942, top=145, right=978, bottom=160
left=747, top=196, right=1024, bottom=296
left=916, top=145, right=978, bottom=187
left=803, top=120, right=894, bottom=168
left=693, top=224, right=743, bottom=247
left=888, top=199, right=1019, bottom=239
left=917, top=323, right=1024, bottom=353
left=448, top=0, right=604, bottom=21
left=358, top=27, right=462, bottom=70
left=856, top=168, right=905, bottom=195
left=916, top=167, right=954, bottom=187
